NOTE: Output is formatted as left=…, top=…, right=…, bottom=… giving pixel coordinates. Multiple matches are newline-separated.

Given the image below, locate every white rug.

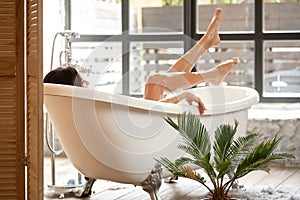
left=228, top=187, right=300, bottom=200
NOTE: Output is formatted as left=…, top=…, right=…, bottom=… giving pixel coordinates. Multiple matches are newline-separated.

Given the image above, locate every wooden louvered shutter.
left=26, top=0, right=44, bottom=199
left=0, top=0, right=25, bottom=199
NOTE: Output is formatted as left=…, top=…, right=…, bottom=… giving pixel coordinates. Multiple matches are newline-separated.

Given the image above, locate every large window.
left=68, top=0, right=300, bottom=102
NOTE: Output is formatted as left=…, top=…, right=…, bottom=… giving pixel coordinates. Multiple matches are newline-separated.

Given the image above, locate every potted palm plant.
left=156, top=112, right=295, bottom=200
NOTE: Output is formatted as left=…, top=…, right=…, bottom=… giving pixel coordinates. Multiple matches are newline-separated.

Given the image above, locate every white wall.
left=43, top=0, right=65, bottom=76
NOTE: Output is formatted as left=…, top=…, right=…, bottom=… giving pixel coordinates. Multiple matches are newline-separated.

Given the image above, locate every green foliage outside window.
left=100, top=0, right=300, bottom=5
left=209, top=0, right=300, bottom=4
left=162, top=0, right=183, bottom=6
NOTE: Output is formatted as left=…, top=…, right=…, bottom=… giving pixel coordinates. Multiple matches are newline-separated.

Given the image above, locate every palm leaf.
left=177, top=112, right=211, bottom=158
left=213, top=120, right=238, bottom=174
left=194, top=153, right=217, bottom=180
left=235, top=134, right=295, bottom=178
left=165, top=112, right=211, bottom=159
left=174, top=156, right=194, bottom=166
left=177, top=144, right=201, bottom=159
left=228, top=133, right=259, bottom=158
left=155, top=157, right=186, bottom=177
left=226, top=133, right=259, bottom=169
left=164, top=116, right=179, bottom=131
left=156, top=157, right=208, bottom=186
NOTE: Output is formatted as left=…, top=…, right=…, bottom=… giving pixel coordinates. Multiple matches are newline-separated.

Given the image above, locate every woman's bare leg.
left=168, top=8, right=223, bottom=73
left=150, top=57, right=239, bottom=92
left=200, top=57, right=239, bottom=85
left=144, top=8, right=237, bottom=104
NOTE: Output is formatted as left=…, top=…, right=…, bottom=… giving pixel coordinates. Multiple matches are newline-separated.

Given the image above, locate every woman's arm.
left=159, top=91, right=206, bottom=115
left=144, top=74, right=206, bottom=115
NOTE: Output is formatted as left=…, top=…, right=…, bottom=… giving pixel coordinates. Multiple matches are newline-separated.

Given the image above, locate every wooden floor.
left=44, top=157, right=300, bottom=200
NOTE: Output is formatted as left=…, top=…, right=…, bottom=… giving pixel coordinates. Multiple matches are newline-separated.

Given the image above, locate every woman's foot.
left=200, top=8, right=223, bottom=50
left=206, top=57, right=239, bottom=85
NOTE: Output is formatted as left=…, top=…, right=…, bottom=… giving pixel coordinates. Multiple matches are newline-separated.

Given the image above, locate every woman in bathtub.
left=44, top=8, right=238, bottom=115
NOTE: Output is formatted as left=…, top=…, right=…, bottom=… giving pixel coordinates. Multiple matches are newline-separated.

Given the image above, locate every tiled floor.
left=44, top=157, right=300, bottom=200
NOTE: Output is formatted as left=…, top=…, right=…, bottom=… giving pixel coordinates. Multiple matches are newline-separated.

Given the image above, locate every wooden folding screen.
left=26, top=0, right=44, bottom=199
left=0, top=0, right=25, bottom=199
left=0, top=0, right=43, bottom=199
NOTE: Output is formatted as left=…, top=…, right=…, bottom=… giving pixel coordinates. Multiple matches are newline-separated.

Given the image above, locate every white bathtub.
left=44, top=83, right=259, bottom=199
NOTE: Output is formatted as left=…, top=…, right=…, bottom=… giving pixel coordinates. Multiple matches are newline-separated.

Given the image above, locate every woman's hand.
left=181, top=92, right=206, bottom=115
left=159, top=91, right=206, bottom=115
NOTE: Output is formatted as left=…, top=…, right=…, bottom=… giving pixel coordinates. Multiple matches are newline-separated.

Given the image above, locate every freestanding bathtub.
left=43, top=83, right=259, bottom=199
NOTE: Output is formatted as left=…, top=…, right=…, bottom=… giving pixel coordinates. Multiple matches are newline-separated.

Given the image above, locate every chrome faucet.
left=50, top=31, right=80, bottom=70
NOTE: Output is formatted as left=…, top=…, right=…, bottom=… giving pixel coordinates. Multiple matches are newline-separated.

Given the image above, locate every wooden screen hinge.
left=22, top=156, right=28, bottom=166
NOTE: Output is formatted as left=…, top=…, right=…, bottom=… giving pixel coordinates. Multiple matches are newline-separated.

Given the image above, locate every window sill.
left=248, top=103, right=300, bottom=120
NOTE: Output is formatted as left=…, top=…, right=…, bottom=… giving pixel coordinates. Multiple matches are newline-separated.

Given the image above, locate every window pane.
left=129, top=41, right=184, bottom=95
left=196, top=41, right=254, bottom=88
left=71, top=42, right=123, bottom=93
left=264, top=1, right=300, bottom=32
left=130, top=0, right=183, bottom=33
left=264, top=41, right=300, bottom=97
left=197, top=1, right=254, bottom=33
left=71, top=0, right=122, bottom=35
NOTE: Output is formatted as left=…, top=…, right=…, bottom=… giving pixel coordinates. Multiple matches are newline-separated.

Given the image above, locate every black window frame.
left=66, top=0, right=300, bottom=102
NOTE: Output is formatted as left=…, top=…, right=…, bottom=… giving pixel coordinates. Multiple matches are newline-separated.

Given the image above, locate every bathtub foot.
left=141, top=163, right=163, bottom=200
left=75, top=177, right=96, bottom=198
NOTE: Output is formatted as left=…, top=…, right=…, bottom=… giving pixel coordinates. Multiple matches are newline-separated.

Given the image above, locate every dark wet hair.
left=43, top=66, right=83, bottom=87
